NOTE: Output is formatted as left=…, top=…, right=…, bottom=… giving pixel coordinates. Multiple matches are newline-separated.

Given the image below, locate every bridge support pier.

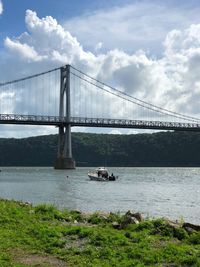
left=54, top=124, right=75, bottom=169
left=54, top=65, right=75, bottom=169
left=54, top=157, right=75, bottom=169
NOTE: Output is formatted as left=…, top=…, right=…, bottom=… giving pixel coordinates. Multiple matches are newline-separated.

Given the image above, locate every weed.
left=0, top=199, right=200, bottom=267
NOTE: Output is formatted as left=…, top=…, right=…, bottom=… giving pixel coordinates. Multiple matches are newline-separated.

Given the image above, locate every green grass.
left=0, top=198, right=200, bottom=266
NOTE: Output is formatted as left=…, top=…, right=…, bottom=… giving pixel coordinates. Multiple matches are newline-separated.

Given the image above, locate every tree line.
left=0, top=131, right=200, bottom=167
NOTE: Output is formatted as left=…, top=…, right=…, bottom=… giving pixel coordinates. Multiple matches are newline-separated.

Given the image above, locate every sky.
left=1, top=0, right=200, bottom=137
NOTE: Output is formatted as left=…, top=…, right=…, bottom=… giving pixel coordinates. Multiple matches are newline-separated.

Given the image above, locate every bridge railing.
left=0, top=114, right=65, bottom=125
left=1, top=113, right=200, bottom=131
left=70, top=117, right=200, bottom=131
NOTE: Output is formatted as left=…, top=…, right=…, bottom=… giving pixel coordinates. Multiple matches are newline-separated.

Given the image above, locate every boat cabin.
left=96, top=167, right=108, bottom=178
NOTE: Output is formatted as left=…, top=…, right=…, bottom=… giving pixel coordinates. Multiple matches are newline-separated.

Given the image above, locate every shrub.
left=136, top=220, right=154, bottom=231
left=69, top=210, right=84, bottom=222
left=173, top=227, right=188, bottom=240
left=34, top=204, right=64, bottom=220
left=88, top=212, right=105, bottom=224
left=107, top=212, right=122, bottom=223
left=151, top=219, right=174, bottom=237
left=188, top=232, right=200, bottom=245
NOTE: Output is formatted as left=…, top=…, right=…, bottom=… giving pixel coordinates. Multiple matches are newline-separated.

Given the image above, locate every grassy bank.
left=0, top=199, right=200, bottom=266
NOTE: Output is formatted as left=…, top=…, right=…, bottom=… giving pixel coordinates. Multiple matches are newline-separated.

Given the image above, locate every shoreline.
left=0, top=198, right=200, bottom=266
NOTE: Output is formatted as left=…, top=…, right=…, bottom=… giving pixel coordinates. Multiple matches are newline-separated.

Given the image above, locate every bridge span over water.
left=1, top=65, right=200, bottom=168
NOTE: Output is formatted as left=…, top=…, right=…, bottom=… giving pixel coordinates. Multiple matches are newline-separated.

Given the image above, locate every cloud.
left=1, top=9, right=200, bottom=137
left=4, top=37, right=46, bottom=61
left=63, top=1, right=200, bottom=55
left=0, top=1, right=3, bottom=15
left=95, top=42, right=103, bottom=52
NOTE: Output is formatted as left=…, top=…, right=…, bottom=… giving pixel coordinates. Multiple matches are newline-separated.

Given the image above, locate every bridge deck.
left=0, top=114, right=200, bottom=131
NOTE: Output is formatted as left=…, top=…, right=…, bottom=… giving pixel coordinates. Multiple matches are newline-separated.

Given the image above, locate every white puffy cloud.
left=1, top=9, right=200, bottom=137
left=0, top=1, right=3, bottom=15
left=4, top=37, right=46, bottom=61
left=63, top=1, right=200, bottom=55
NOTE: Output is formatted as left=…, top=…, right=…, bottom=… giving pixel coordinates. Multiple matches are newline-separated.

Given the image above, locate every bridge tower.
left=54, top=65, right=76, bottom=169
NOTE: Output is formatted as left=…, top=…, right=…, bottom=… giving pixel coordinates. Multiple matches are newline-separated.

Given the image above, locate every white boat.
left=88, top=167, right=117, bottom=181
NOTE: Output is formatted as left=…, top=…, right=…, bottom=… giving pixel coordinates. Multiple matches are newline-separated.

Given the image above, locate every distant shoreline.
left=1, top=131, right=200, bottom=167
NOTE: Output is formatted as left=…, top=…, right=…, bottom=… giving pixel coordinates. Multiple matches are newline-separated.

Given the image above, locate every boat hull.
left=88, top=173, right=108, bottom=181
left=88, top=173, right=117, bottom=181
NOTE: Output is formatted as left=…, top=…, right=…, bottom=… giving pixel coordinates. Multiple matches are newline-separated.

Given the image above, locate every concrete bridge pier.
left=54, top=124, right=75, bottom=169
left=54, top=65, right=75, bottom=169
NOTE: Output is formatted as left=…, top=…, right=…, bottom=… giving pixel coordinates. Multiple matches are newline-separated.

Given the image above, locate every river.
left=0, top=167, right=199, bottom=224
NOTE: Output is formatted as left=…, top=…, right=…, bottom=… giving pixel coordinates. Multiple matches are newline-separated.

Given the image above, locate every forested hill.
left=1, top=131, right=200, bottom=167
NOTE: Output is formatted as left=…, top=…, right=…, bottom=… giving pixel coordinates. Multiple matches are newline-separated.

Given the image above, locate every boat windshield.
left=96, top=167, right=108, bottom=176
left=96, top=167, right=107, bottom=172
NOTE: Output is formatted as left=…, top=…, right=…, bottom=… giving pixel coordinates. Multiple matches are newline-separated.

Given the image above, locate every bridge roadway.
left=0, top=114, right=200, bottom=131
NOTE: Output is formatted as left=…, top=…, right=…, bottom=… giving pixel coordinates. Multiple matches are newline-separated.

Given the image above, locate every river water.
left=0, top=167, right=199, bottom=224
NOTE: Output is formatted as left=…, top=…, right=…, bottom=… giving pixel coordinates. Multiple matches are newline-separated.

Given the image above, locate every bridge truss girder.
left=1, top=114, right=200, bottom=132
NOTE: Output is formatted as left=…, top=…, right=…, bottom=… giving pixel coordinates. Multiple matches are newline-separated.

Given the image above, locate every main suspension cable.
left=70, top=65, right=200, bottom=123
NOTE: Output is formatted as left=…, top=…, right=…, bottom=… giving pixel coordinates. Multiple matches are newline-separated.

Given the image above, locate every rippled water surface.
left=0, top=167, right=199, bottom=223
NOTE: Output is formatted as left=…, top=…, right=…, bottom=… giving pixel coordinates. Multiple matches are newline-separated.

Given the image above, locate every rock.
left=132, top=212, right=143, bottom=222
left=184, top=226, right=196, bottom=235
left=183, top=222, right=200, bottom=232
left=125, top=210, right=135, bottom=217
left=130, top=217, right=140, bottom=224
left=164, top=219, right=180, bottom=229
left=120, top=214, right=139, bottom=229
left=112, top=221, right=121, bottom=229
left=24, top=201, right=31, bottom=205
left=125, top=210, right=143, bottom=222
left=19, top=201, right=31, bottom=206
left=121, top=217, right=139, bottom=229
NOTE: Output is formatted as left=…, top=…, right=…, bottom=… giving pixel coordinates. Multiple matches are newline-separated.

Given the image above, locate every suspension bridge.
left=0, top=65, right=200, bottom=169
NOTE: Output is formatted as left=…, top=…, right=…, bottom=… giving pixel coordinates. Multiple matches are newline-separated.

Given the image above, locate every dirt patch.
left=64, top=235, right=88, bottom=250
left=10, top=248, right=67, bottom=267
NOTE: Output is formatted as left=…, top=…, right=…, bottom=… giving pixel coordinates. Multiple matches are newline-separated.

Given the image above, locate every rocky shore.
left=0, top=198, right=200, bottom=266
